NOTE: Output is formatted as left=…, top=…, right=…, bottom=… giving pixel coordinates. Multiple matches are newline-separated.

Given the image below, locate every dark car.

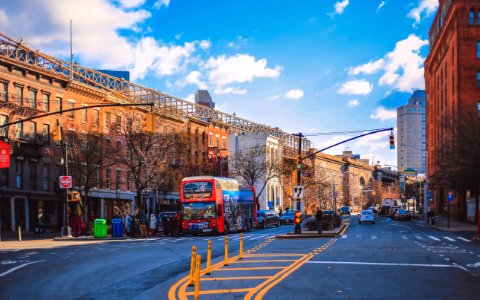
left=257, top=210, right=280, bottom=228
left=280, top=211, right=295, bottom=225
left=157, top=211, right=178, bottom=235
left=394, top=209, right=411, bottom=220
left=389, top=206, right=400, bottom=218
left=380, top=206, right=391, bottom=216
left=339, top=206, right=351, bottom=215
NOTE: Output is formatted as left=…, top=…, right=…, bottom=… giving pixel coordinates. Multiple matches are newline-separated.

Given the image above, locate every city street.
left=1, top=216, right=479, bottom=299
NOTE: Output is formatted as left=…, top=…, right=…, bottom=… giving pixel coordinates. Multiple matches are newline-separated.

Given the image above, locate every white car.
left=359, top=210, right=375, bottom=224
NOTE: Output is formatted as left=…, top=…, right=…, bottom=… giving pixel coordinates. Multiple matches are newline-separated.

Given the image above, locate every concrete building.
left=397, top=90, right=426, bottom=174
left=425, top=0, right=480, bottom=217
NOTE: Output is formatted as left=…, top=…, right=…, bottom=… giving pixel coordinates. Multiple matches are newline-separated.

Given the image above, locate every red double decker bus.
left=180, top=176, right=257, bottom=234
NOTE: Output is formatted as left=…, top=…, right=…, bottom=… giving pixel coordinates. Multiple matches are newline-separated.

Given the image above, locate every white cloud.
left=334, top=0, right=349, bottom=15
left=348, top=58, right=384, bottom=76
left=338, top=79, right=373, bottom=95
left=118, top=0, right=145, bottom=9
left=184, top=93, right=195, bottom=102
left=175, top=71, right=208, bottom=89
left=227, top=36, right=249, bottom=50
left=285, top=89, right=304, bottom=100
left=214, top=86, right=247, bottom=95
left=348, top=34, right=428, bottom=92
left=408, top=0, right=438, bottom=25
left=199, top=40, right=211, bottom=50
left=370, top=106, right=397, bottom=121
left=153, top=0, right=170, bottom=9
left=376, top=1, right=385, bottom=12
left=175, top=33, right=182, bottom=40
left=348, top=99, right=360, bottom=107
left=205, top=54, right=282, bottom=86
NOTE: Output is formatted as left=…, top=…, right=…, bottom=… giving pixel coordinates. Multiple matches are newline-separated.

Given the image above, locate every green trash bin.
left=93, top=219, right=107, bottom=238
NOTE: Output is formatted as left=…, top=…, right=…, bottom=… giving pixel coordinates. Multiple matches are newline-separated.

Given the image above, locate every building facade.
left=425, top=0, right=480, bottom=217
left=397, top=90, right=427, bottom=174
left=195, top=90, right=215, bottom=109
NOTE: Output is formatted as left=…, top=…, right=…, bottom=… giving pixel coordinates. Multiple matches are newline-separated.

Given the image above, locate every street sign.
left=0, top=140, right=10, bottom=168
left=59, top=176, right=73, bottom=189
left=447, top=191, right=454, bottom=202
left=293, top=185, right=304, bottom=199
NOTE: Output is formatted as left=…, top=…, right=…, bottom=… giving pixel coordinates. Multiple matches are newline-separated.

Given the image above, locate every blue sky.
left=0, top=0, right=438, bottom=167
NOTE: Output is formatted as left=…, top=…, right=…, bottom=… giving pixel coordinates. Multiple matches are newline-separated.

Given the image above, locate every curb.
left=53, top=236, right=129, bottom=241
left=275, top=223, right=349, bottom=239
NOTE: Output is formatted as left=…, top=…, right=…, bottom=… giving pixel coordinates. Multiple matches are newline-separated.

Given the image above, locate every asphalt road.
left=1, top=217, right=479, bottom=299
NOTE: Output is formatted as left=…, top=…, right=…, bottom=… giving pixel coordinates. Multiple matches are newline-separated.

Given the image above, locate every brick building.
left=425, top=0, right=480, bottom=217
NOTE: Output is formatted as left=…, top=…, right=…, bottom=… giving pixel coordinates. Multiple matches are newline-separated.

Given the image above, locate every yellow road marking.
left=245, top=253, right=304, bottom=257
left=201, top=276, right=270, bottom=281
left=185, top=288, right=252, bottom=295
left=229, top=259, right=296, bottom=263
left=215, top=266, right=285, bottom=271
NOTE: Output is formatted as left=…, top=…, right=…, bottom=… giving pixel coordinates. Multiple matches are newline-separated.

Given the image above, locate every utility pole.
left=294, top=133, right=303, bottom=234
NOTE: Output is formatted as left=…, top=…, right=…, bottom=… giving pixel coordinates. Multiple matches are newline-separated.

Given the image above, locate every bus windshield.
left=182, top=202, right=216, bottom=220
left=183, top=181, right=213, bottom=199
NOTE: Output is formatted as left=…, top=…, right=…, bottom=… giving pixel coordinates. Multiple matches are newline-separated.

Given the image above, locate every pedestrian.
left=162, top=215, right=169, bottom=237
left=149, top=213, right=157, bottom=237
left=169, top=215, right=177, bottom=237
left=175, top=211, right=182, bottom=236
left=315, top=207, right=323, bottom=234
left=138, top=210, right=147, bottom=238
left=125, top=214, right=132, bottom=237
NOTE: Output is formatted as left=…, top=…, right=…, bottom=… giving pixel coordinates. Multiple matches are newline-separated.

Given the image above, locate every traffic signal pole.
left=294, top=133, right=303, bottom=234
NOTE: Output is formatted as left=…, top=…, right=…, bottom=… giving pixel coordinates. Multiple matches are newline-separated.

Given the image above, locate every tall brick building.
left=425, top=0, right=480, bottom=217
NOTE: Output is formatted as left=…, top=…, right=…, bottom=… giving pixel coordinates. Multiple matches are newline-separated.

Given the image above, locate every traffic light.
left=141, top=112, right=156, bottom=133
left=296, top=156, right=302, bottom=169
left=52, top=125, right=62, bottom=142
left=293, top=211, right=302, bottom=224
left=389, top=134, right=395, bottom=149
left=68, top=191, right=81, bottom=202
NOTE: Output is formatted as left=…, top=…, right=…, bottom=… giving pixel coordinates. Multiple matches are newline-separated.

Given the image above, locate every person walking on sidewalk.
left=138, top=210, right=147, bottom=238
left=315, top=207, right=323, bottom=234
left=149, top=213, right=157, bottom=237
left=125, top=214, right=132, bottom=237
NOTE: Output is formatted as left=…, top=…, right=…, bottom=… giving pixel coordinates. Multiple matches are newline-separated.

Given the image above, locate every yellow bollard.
left=189, top=245, right=197, bottom=286
left=194, top=254, right=201, bottom=300
left=239, top=232, right=243, bottom=259
left=206, top=240, right=212, bottom=275
left=224, top=235, right=229, bottom=266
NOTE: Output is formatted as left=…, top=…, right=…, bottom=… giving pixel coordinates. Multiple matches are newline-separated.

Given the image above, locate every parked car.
left=394, top=209, right=411, bottom=220
left=257, top=210, right=280, bottom=228
left=389, top=206, right=400, bottom=218
left=359, top=210, right=375, bottom=224
left=380, top=206, right=391, bottom=216
left=280, top=211, right=295, bottom=225
left=367, top=206, right=378, bottom=215
left=339, top=206, right=351, bottom=215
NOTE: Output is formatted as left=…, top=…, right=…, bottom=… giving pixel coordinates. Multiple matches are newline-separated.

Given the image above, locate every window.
left=470, top=9, right=475, bottom=24
left=478, top=102, right=480, bottom=118
left=0, top=81, right=7, bottom=101
left=116, top=140, right=122, bottom=152
left=93, top=109, right=99, bottom=127
left=477, top=42, right=480, bottom=59
left=15, top=85, right=23, bottom=105
left=30, top=161, right=37, bottom=190
left=42, top=124, right=49, bottom=143
left=126, top=171, right=132, bottom=191
left=68, top=101, right=75, bottom=119
left=215, top=135, right=219, bottom=148
left=0, top=167, right=8, bottom=187
left=209, top=133, right=213, bottom=146
left=29, top=89, right=37, bottom=109
left=81, top=105, right=87, bottom=122
left=105, top=168, right=111, bottom=189
left=55, top=96, right=62, bottom=114
left=478, top=71, right=480, bottom=88
left=25, top=121, right=36, bottom=140
left=105, top=112, right=111, bottom=129
left=115, top=115, right=121, bottom=132
left=15, top=159, right=23, bottom=189
left=95, top=166, right=100, bottom=188
left=67, top=130, right=75, bottom=146
left=222, top=137, right=226, bottom=149
left=42, top=93, right=50, bottom=112
left=0, top=115, right=7, bottom=137
left=15, top=121, right=22, bottom=139
left=116, top=169, right=122, bottom=190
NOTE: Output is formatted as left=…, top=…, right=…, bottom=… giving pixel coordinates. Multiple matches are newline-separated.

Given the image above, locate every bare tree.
left=229, top=145, right=281, bottom=210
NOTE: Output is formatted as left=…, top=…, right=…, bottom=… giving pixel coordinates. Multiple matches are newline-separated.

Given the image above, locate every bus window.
left=183, top=181, right=213, bottom=199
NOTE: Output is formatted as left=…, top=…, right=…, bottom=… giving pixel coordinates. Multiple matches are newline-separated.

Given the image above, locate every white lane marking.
left=452, top=263, right=469, bottom=272
left=341, top=235, right=348, bottom=239
left=371, top=235, right=377, bottom=239
left=444, top=258, right=450, bottom=261
left=456, top=237, right=471, bottom=242
left=415, top=235, right=424, bottom=240
left=401, top=235, right=408, bottom=240
left=0, top=250, right=20, bottom=253
left=469, top=251, right=474, bottom=255
left=0, top=260, right=46, bottom=277
left=467, top=262, right=480, bottom=268
left=428, top=235, right=441, bottom=241
left=306, top=261, right=463, bottom=269
left=443, top=236, right=456, bottom=242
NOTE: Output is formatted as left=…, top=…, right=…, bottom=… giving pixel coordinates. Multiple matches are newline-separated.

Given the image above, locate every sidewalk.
left=275, top=220, right=349, bottom=239
left=426, top=215, right=478, bottom=233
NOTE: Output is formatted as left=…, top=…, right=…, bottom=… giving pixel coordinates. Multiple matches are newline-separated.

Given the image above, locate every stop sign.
left=59, top=176, right=72, bottom=189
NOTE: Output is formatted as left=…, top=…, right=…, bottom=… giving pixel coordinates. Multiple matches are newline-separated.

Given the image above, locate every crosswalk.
left=340, top=234, right=471, bottom=243
left=129, top=234, right=276, bottom=244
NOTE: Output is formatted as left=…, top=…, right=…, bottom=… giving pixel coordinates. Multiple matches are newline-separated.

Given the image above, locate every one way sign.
left=293, top=185, right=304, bottom=199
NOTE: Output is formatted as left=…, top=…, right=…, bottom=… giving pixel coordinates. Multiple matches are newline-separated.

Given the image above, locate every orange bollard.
left=189, top=245, right=197, bottom=286
left=194, top=254, right=201, bottom=300
left=239, top=232, right=243, bottom=259
left=206, top=240, right=212, bottom=275
left=224, top=235, right=229, bottom=266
